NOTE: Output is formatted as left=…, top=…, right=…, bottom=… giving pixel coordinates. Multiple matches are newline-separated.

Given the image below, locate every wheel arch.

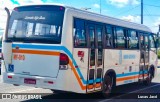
left=103, top=69, right=117, bottom=87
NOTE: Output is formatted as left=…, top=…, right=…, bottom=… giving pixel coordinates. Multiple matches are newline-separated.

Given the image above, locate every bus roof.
left=14, top=4, right=152, bottom=33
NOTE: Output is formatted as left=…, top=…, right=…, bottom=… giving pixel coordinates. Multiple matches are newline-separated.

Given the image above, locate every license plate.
left=24, top=78, right=36, bottom=84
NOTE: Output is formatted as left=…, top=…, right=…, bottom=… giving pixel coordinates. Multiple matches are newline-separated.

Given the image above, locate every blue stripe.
left=12, top=44, right=62, bottom=50
left=116, top=72, right=139, bottom=78
left=117, top=70, right=148, bottom=78
left=88, top=80, right=94, bottom=84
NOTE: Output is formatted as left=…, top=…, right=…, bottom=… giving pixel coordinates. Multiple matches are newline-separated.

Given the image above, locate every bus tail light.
left=8, top=75, right=12, bottom=79
left=59, top=53, right=69, bottom=65
left=48, top=81, right=54, bottom=84
left=59, top=53, right=69, bottom=70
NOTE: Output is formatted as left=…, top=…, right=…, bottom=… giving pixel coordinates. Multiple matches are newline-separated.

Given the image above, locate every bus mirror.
left=4, top=7, right=10, bottom=40
left=157, top=32, right=160, bottom=48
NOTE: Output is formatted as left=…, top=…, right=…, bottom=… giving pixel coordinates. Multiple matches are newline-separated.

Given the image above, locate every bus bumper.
left=2, top=72, right=64, bottom=91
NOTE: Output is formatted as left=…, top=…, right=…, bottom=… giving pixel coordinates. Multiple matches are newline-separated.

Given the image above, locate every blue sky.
left=1, top=0, right=160, bottom=33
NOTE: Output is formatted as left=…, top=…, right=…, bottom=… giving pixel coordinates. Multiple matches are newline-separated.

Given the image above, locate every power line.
left=133, top=14, right=160, bottom=16
left=114, top=5, right=140, bottom=16
left=144, top=4, right=160, bottom=8
left=143, top=6, right=155, bottom=23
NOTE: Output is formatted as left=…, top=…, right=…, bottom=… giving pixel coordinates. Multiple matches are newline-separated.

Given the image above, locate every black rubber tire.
left=144, top=72, right=153, bottom=86
left=102, top=75, right=113, bottom=98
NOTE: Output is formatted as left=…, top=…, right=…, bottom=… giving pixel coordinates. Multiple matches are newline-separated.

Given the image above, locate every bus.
left=2, top=5, right=158, bottom=97
left=0, top=35, right=2, bottom=74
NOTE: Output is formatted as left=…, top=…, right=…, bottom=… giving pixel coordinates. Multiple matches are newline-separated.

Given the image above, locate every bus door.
left=87, top=24, right=103, bottom=92
left=139, top=34, right=149, bottom=80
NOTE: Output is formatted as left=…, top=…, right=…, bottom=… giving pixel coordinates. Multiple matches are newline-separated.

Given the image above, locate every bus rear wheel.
left=102, top=75, right=113, bottom=98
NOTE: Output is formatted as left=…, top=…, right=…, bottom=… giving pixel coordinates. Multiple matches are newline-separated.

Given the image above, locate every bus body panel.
left=2, top=69, right=73, bottom=92
left=103, top=49, right=141, bottom=85
left=11, top=43, right=60, bottom=78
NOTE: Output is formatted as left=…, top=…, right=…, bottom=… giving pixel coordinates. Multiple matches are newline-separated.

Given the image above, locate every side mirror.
left=157, top=32, right=160, bottom=48
left=4, top=7, right=10, bottom=41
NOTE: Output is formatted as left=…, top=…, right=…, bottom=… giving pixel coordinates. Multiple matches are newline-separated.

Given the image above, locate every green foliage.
left=158, top=50, right=160, bottom=59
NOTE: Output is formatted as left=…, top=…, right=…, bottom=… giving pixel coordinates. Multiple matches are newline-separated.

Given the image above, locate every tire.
left=144, top=71, right=153, bottom=86
left=51, top=89, right=63, bottom=94
left=102, top=75, right=113, bottom=98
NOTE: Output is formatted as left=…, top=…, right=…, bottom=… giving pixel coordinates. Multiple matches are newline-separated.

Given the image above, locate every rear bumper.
left=2, top=72, right=61, bottom=90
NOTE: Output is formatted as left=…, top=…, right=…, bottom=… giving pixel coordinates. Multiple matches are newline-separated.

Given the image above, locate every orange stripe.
left=94, top=83, right=101, bottom=88
left=117, top=74, right=149, bottom=82
left=87, top=85, right=94, bottom=89
left=12, top=49, right=60, bottom=56
left=117, top=76, right=135, bottom=82
left=69, top=60, right=86, bottom=90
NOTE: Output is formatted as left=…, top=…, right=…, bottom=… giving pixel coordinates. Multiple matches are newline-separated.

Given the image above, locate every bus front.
left=2, top=5, right=69, bottom=91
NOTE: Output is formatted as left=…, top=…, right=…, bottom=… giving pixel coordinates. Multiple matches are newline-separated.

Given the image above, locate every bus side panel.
left=72, top=48, right=88, bottom=92
left=1, top=42, right=12, bottom=75
left=103, top=49, right=140, bottom=86
left=61, top=9, right=87, bottom=93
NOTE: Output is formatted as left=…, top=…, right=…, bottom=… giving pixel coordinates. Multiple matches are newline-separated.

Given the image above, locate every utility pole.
left=100, top=0, right=101, bottom=14
left=141, top=0, right=143, bottom=24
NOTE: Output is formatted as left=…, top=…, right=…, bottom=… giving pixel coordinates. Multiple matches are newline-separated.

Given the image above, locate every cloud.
left=93, top=4, right=100, bottom=9
left=108, top=0, right=140, bottom=8
left=152, top=17, right=160, bottom=33
left=0, top=0, right=18, bottom=9
left=14, top=0, right=43, bottom=5
left=154, top=17, right=160, bottom=27
left=121, top=15, right=140, bottom=23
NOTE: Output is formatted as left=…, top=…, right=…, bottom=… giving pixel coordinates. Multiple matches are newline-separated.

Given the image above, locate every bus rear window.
left=8, top=5, right=65, bottom=44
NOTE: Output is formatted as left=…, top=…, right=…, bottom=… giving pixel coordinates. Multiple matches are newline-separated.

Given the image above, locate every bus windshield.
left=8, top=5, right=65, bottom=44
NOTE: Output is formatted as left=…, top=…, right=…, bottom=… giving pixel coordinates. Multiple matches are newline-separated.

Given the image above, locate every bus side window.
left=128, top=30, right=138, bottom=49
left=73, top=18, right=87, bottom=47
left=115, top=27, right=126, bottom=49
left=149, top=34, right=156, bottom=49
left=105, top=25, right=113, bottom=48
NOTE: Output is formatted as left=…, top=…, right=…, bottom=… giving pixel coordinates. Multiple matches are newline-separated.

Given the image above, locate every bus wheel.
left=102, top=75, right=113, bottom=98
left=144, top=71, right=153, bottom=86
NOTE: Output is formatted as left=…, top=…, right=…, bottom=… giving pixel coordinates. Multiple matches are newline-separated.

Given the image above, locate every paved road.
left=0, top=69, right=160, bottom=102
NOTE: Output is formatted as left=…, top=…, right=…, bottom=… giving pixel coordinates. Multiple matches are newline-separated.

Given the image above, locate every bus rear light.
left=8, top=76, right=12, bottom=79
left=59, top=53, right=69, bottom=65
left=48, top=81, right=54, bottom=84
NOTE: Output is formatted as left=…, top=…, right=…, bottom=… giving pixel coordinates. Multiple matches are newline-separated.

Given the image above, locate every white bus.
left=2, top=5, right=158, bottom=97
